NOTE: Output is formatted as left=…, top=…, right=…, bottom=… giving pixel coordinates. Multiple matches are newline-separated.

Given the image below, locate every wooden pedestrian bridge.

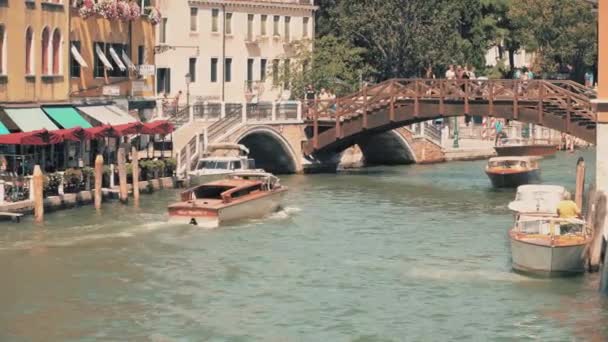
left=303, top=79, right=597, bottom=156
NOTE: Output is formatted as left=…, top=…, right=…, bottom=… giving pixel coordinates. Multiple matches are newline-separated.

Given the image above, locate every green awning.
left=0, top=120, right=9, bottom=135
left=4, top=108, right=59, bottom=132
left=42, top=106, right=93, bottom=129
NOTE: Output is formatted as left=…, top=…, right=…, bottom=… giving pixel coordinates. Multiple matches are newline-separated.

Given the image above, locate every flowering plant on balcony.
left=95, top=0, right=119, bottom=21
left=78, top=0, right=96, bottom=19
left=146, top=7, right=162, bottom=25
left=129, top=1, right=141, bottom=19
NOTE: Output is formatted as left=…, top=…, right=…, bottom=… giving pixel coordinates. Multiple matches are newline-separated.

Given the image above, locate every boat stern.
left=167, top=204, right=220, bottom=228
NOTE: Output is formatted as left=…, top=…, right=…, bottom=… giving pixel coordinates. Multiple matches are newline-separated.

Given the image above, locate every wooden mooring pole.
left=33, top=165, right=44, bottom=223
left=131, top=146, right=140, bottom=204
left=117, top=145, right=128, bottom=203
left=94, top=154, right=103, bottom=210
left=575, top=157, right=585, bottom=210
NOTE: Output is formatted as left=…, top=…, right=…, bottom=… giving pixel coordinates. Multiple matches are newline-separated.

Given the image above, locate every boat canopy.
left=488, top=156, right=542, bottom=163
left=508, top=185, right=567, bottom=214
left=205, top=143, right=249, bottom=156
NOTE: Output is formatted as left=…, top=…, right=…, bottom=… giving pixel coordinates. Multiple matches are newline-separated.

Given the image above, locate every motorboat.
left=168, top=172, right=288, bottom=228
left=507, top=184, right=591, bottom=275
left=485, top=156, right=541, bottom=188
left=494, top=138, right=558, bottom=157
left=509, top=215, right=591, bottom=275
left=188, top=143, right=264, bottom=183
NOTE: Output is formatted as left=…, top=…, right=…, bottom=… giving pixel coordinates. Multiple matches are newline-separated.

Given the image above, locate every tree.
left=480, top=0, right=523, bottom=72
left=509, top=0, right=597, bottom=79
left=273, top=36, right=372, bottom=99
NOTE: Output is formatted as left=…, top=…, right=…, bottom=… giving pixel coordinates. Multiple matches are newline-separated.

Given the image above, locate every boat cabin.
left=508, top=185, right=568, bottom=215
left=180, top=173, right=281, bottom=204
left=194, top=157, right=256, bottom=172
left=515, top=216, right=588, bottom=237
left=486, top=157, right=539, bottom=170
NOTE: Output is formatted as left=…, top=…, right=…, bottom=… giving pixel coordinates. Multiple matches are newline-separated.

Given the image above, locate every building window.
left=210, top=58, right=218, bottom=83
left=211, top=8, right=219, bottom=33
left=52, top=29, right=61, bottom=75
left=94, top=42, right=104, bottom=78
left=272, top=59, right=279, bottom=86
left=138, top=45, right=145, bottom=65
left=70, top=41, right=81, bottom=78
left=189, top=57, right=196, bottom=83
left=284, top=16, right=290, bottom=41
left=225, top=13, right=232, bottom=35
left=160, top=18, right=167, bottom=43
left=247, top=14, right=254, bottom=41
left=225, top=58, right=232, bottom=82
left=107, top=43, right=127, bottom=77
left=25, top=27, right=34, bottom=75
left=283, top=59, right=290, bottom=89
left=260, top=15, right=267, bottom=36
left=190, top=7, right=198, bottom=32
left=303, top=17, right=309, bottom=38
left=41, top=27, right=50, bottom=75
left=273, top=16, right=280, bottom=36
left=247, top=58, right=254, bottom=88
left=157, top=68, right=171, bottom=95
left=260, top=58, right=267, bottom=81
left=0, top=25, right=4, bottom=75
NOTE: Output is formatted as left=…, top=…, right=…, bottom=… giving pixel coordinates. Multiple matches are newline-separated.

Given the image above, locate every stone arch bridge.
left=174, top=79, right=596, bottom=174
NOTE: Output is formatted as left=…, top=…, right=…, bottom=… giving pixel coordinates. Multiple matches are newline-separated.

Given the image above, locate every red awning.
left=113, top=122, right=144, bottom=135
left=55, top=127, right=93, bottom=142
left=0, top=129, right=63, bottom=146
left=88, top=125, right=119, bottom=138
left=141, top=120, right=175, bottom=135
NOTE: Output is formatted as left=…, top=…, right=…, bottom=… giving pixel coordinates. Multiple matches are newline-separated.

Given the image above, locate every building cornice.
left=188, top=0, right=318, bottom=12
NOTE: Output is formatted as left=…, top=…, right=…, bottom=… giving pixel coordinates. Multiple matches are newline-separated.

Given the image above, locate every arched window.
left=52, top=28, right=61, bottom=75
left=0, top=25, right=5, bottom=75
left=25, top=27, right=33, bottom=75
left=41, top=27, right=50, bottom=74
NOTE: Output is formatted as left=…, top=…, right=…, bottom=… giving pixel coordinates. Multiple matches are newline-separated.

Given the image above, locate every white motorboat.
left=188, top=144, right=264, bottom=183
left=507, top=184, right=591, bottom=275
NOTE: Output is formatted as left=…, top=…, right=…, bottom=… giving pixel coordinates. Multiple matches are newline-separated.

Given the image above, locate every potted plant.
left=81, top=167, right=94, bottom=191
left=63, top=168, right=84, bottom=194
left=163, top=158, right=177, bottom=177
left=44, top=173, right=62, bottom=197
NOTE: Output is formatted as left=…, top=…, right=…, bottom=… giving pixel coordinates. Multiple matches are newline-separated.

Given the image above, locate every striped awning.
left=95, top=44, right=114, bottom=70
left=77, top=105, right=137, bottom=125
left=109, top=47, right=127, bottom=71
left=70, top=44, right=88, bottom=68
left=121, top=50, right=137, bottom=71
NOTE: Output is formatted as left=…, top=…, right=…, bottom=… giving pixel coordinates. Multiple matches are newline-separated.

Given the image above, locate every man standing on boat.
left=557, top=193, right=582, bottom=219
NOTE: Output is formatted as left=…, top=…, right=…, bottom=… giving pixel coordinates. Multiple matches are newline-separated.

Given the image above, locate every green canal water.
left=1, top=149, right=608, bottom=341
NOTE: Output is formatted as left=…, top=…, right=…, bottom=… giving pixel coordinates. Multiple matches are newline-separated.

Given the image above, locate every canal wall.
left=0, top=177, right=176, bottom=216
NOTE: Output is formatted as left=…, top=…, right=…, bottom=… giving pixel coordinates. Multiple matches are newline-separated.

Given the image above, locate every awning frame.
left=70, top=44, right=88, bottom=68
left=121, top=50, right=137, bottom=71
left=109, top=46, right=127, bottom=72
left=95, top=44, right=114, bottom=70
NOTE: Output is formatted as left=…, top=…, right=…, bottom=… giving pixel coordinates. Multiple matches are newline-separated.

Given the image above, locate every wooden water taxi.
left=168, top=172, right=287, bottom=228
left=507, top=185, right=591, bottom=275
left=485, top=156, right=541, bottom=188
left=495, top=138, right=558, bottom=157
left=509, top=216, right=591, bottom=275
left=188, top=144, right=263, bottom=184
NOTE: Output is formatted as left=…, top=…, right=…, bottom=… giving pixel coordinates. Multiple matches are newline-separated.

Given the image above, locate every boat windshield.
left=517, top=218, right=585, bottom=236
left=515, top=190, right=562, bottom=203
left=197, top=160, right=232, bottom=170
left=489, top=161, right=528, bottom=168
left=192, top=185, right=235, bottom=199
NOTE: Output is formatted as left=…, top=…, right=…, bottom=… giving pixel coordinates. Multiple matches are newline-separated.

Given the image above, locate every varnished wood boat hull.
left=486, top=169, right=540, bottom=188
left=168, top=189, right=287, bottom=228
left=510, top=237, right=588, bottom=276
left=494, top=145, right=557, bottom=157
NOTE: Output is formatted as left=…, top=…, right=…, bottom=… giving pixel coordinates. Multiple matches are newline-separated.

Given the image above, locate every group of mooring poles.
left=32, top=144, right=141, bottom=224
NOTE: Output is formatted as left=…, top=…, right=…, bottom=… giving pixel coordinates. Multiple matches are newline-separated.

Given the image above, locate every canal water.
left=1, top=149, right=608, bottom=341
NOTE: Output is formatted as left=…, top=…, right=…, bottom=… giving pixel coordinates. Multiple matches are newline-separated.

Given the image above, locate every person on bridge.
left=494, top=120, right=504, bottom=145
left=445, top=65, right=456, bottom=80
left=557, top=193, right=582, bottom=219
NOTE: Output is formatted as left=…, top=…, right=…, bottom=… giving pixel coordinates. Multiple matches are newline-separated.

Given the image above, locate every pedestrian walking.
left=585, top=70, right=594, bottom=88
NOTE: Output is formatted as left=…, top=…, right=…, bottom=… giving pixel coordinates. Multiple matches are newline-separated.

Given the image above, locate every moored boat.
left=494, top=138, right=558, bottom=157
left=485, top=156, right=541, bottom=188
left=509, top=216, right=591, bottom=275
left=507, top=184, right=591, bottom=275
left=168, top=172, right=287, bottom=228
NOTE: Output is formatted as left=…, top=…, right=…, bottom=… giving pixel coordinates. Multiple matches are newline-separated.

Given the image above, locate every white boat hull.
left=510, top=238, right=588, bottom=275
left=169, top=190, right=286, bottom=227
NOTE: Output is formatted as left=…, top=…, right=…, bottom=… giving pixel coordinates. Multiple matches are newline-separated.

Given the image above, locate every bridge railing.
left=304, top=78, right=596, bottom=154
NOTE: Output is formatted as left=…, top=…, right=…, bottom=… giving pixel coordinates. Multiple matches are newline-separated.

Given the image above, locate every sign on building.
left=138, top=65, right=156, bottom=77
left=102, top=86, right=120, bottom=96
left=132, top=81, right=152, bottom=94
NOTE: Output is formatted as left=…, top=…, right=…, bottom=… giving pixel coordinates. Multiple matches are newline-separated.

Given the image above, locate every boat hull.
left=169, top=189, right=287, bottom=227
left=494, top=145, right=557, bottom=157
left=486, top=169, right=540, bottom=188
left=188, top=172, right=232, bottom=185
left=510, top=237, right=587, bottom=276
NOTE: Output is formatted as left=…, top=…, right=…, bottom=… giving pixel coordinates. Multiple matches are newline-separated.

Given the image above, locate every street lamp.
left=185, top=73, right=191, bottom=108
left=452, top=116, right=460, bottom=148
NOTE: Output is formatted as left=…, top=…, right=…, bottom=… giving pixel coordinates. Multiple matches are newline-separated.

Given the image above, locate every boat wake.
left=405, top=267, right=541, bottom=283
left=0, top=221, right=172, bottom=250
left=267, top=206, right=302, bottom=220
